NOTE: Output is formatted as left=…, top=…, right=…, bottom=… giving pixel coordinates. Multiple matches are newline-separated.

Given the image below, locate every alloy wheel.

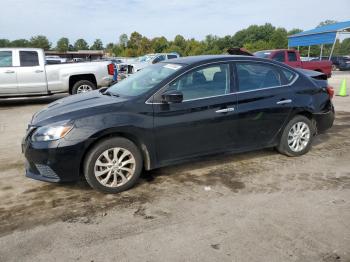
left=94, top=147, right=136, bottom=188
left=287, top=122, right=311, bottom=152
left=76, top=84, right=93, bottom=93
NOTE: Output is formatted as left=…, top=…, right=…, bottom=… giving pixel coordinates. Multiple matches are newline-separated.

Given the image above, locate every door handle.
left=276, top=99, right=292, bottom=105
left=215, top=107, right=235, bottom=113
left=5, top=70, right=15, bottom=74
left=34, top=70, right=44, bottom=73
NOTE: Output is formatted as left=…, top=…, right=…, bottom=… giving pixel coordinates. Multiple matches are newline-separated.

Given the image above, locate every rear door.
left=0, top=50, right=18, bottom=95
left=233, top=61, right=297, bottom=148
left=152, top=62, right=238, bottom=164
left=17, top=50, right=48, bottom=94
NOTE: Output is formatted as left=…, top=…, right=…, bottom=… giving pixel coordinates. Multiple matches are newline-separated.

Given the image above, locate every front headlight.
left=31, top=122, right=73, bottom=142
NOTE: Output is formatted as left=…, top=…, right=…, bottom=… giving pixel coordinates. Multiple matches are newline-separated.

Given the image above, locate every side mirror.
left=161, top=90, right=183, bottom=103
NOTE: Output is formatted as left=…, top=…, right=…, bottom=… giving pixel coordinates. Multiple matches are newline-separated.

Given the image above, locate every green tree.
left=128, top=32, right=143, bottom=50
left=91, top=39, right=104, bottom=50
left=288, top=28, right=303, bottom=36
left=270, top=28, right=288, bottom=49
left=339, top=38, right=350, bottom=55
left=243, top=40, right=274, bottom=53
left=139, top=37, right=152, bottom=55
left=10, top=39, right=30, bottom=47
left=0, top=39, right=10, bottom=47
left=119, top=34, right=128, bottom=48
left=74, top=39, right=89, bottom=50
left=317, top=20, right=338, bottom=27
left=56, top=37, right=69, bottom=52
left=30, top=35, right=51, bottom=50
left=173, top=35, right=186, bottom=50
left=151, top=36, right=169, bottom=53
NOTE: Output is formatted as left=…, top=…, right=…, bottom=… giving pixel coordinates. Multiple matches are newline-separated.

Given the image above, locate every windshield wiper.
left=103, top=90, right=120, bottom=97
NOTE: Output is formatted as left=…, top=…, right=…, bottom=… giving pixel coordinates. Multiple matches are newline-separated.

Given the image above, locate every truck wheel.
left=83, top=137, right=143, bottom=194
left=72, top=80, right=96, bottom=95
left=276, top=115, right=315, bottom=157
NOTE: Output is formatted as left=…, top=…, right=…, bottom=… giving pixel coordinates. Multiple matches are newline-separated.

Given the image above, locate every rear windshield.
left=254, top=51, right=271, bottom=59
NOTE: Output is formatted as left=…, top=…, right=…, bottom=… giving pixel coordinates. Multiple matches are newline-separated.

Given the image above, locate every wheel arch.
left=69, top=74, right=97, bottom=94
left=79, top=131, right=152, bottom=178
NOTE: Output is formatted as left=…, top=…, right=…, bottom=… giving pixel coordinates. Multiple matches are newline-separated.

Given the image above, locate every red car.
left=254, top=49, right=332, bottom=78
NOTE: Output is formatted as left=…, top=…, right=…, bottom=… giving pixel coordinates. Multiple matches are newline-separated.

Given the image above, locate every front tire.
left=277, top=115, right=315, bottom=157
left=71, top=80, right=96, bottom=95
left=84, top=137, right=143, bottom=193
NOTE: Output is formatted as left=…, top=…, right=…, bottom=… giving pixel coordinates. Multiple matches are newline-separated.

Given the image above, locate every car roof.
left=161, top=55, right=264, bottom=65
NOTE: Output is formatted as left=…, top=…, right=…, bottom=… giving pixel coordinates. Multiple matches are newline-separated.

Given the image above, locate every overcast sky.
left=0, top=0, right=349, bottom=45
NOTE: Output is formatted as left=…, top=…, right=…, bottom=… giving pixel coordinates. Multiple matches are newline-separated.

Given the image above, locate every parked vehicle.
left=22, top=55, right=334, bottom=193
left=311, top=56, right=350, bottom=70
left=254, top=49, right=332, bottom=78
left=45, top=55, right=68, bottom=64
left=338, top=57, right=350, bottom=71
left=129, top=53, right=180, bottom=72
left=0, top=48, right=115, bottom=97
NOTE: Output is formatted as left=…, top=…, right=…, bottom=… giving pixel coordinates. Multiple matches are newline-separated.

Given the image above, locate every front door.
left=0, top=50, right=18, bottom=95
left=17, top=50, right=47, bottom=94
left=152, top=63, right=238, bottom=164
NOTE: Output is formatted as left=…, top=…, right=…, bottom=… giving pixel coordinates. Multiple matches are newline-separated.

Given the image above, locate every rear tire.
left=84, top=137, right=143, bottom=193
left=71, top=80, right=96, bottom=95
left=276, top=115, right=315, bottom=157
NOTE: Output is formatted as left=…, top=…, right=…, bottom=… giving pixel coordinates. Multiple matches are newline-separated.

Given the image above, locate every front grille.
left=35, top=164, right=59, bottom=179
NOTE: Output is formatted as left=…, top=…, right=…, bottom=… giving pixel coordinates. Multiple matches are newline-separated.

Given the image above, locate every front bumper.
left=22, top=135, right=87, bottom=183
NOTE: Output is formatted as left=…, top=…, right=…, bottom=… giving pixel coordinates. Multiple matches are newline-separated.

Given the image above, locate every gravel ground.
left=0, top=71, right=349, bottom=262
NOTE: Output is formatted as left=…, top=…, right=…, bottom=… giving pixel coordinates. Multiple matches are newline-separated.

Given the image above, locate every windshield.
left=107, top=63, right=183, bottom=97
left=254, top=51, right=271, bottom=58
left=137, top=55, right=155, bottom=63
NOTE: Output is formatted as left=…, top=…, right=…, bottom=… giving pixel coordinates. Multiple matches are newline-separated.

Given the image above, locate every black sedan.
left=22, top=55, right=335, bottom=193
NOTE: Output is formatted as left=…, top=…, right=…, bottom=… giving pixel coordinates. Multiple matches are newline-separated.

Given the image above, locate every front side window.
left=20, top=51, right=39, bottom=67
left=167, top=64, right=230, bottom=101
left=107, top=63, right=182, bottom=97
left=272, top=52, right=285, bottom=62
left=236, top=62, right=284, bottom=91
left=0, top=51, right=13, bottom=67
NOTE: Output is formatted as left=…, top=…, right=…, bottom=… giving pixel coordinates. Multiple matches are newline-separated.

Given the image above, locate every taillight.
left=326, top=85, right=334, bottom=99
left=107, top=63, right=114, bottom=75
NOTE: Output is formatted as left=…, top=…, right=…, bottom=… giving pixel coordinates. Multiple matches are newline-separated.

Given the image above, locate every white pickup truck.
left=0, top=48, right=115, bottom=97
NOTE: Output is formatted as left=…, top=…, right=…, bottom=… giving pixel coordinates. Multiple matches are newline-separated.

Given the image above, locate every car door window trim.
left=145, top=59, right=299, bottom=104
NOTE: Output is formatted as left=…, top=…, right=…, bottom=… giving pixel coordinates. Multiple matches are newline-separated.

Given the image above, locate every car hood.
left=31, top=90, right=128, bottom=126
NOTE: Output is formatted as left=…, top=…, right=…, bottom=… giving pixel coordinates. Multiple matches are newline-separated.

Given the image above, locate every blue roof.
left=288, top=20, right=350, bottom=47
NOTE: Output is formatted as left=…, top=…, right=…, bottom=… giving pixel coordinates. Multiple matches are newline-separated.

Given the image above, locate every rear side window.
left=0, top=51, right=12, bottom=67
left=167, top=54, right=178, bottom=59
left=272, top=52, right=285, bottom=62
left=287, top=51, right=297, bottom=62
left=20, top=51, right=39, bottom=67
left=236, top=62, right=284, bottom=91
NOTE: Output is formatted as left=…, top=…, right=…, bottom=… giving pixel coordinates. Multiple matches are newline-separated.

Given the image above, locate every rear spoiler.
left=296, top=68, right=327, bottom=80
left=227, top=48, right=254, bottom=56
